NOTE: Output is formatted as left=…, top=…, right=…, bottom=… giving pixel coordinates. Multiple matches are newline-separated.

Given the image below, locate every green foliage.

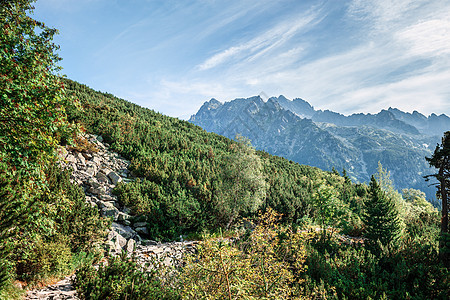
left=17, top=236, right=72, bottom=282
left=363, top=176, right=401, bottom=252
left=9, top=164, right=108, bottom=283
left=214, top=135, right=267, bottom=228
left=0, top=0, right=77, bottom=180
left=426, top=131, right=450, bottom=267
left=180, top=209, right=310, bottom=299
left=311, top=182, right=347, bottom=240
left=304, top=236, right=449, bottom=299
left=75, top=253, right=180, bottom=300
left=63, top=78, right=354, bottom=239
left=0, top=0, right=89, bottom=292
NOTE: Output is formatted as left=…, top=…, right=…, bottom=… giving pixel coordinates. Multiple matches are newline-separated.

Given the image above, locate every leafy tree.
left=425, top=131, right=450, bottom=267
left=1, top=0, right=74, bottom=292
left=0, top=0, right=76, bottom=179
left=363, top=175, right=401, bottom=252
left=312, top=182, right=344, bottom=241
left=215, top=135, right=267, bottom=229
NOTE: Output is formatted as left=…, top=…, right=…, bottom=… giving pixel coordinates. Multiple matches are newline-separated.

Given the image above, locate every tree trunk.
left=439, top=163, right=449, bottom=267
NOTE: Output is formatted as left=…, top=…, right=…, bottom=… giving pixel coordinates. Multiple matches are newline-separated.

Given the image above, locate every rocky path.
left=25, top=134, right=195, bottom=299
left=25, top=276, right=77, bottom=300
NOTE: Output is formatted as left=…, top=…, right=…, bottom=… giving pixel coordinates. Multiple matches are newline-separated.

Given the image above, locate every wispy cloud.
left=35, top=0, right=450, bottom=118
left=197, top=7, right=323, bottom=71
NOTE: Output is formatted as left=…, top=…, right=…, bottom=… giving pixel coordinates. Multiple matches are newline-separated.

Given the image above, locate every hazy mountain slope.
left=190, top=96, right=443, bottom=199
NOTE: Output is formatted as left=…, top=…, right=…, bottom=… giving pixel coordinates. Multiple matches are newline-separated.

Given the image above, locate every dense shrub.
left=75, top=253, right=180, bottom=300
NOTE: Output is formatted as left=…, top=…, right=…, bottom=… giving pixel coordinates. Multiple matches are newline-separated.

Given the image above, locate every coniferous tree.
left=425, top=131, right=450, bottom=267
left=363, top=175, right=401, bottom=253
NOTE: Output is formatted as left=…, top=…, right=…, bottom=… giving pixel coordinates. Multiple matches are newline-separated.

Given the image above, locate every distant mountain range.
left=189, top=95, right=450, bottom=200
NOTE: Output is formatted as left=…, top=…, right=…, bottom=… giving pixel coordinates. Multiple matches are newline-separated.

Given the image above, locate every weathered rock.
left=96, top=172, right=110, bottom=184
left=100, top=167, right=113, bottom=176
left=86, top=165, right=96, bottom=176
left=89, top=186, right=105, bottom=196
left=25, top=275, right=79, bottom=300
left=126, top=238, right=135, bottom=254
left=133, top=221, right=147, bottom=228
left=98, top=201, right=115, bottom=209
left=66, top=154, right=77, bottom=163
left=115, top=233, right=127, bottom=249
left=117, top=212, right=131, bottom=221
left=112, top=222, right=135, bottom=240
left=141, top=239, right=158, bottom=246
left=99, top=194, right=114, bottom=201
left=108, top=171, right=122, bottom=185
left=135, top=226, right=149, bottom=236
left=76, top=152, right=86, bottom=165
left=87, top=177, right=101, bottom=188
left=92, top=155, right=102, bottom=165
left=96, top=135, right=103, bottom=142
left=101, top=205, right=120, bottom=220
left=82, top=152, right=92, bottom=160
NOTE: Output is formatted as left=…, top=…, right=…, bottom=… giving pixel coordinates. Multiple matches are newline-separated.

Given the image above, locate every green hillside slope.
left=64, top=78, right=364, bottom=239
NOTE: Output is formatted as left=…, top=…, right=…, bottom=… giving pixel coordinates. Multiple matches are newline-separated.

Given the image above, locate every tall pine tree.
left=425, top=131, right=450, bottom=267
left=363, top=175, right=401, bottom=253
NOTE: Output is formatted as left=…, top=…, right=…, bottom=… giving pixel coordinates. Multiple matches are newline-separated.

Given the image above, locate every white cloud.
left=396, top=19, right=450, bottom=58
left=197, top=9, right=321, bottom=70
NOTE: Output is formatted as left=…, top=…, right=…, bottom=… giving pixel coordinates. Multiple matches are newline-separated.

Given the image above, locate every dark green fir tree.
left=363, top=175, right=401, bottom=253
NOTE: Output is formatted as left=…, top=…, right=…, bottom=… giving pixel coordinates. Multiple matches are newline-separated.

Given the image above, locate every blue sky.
left=33, top=0, right=450, bottom=119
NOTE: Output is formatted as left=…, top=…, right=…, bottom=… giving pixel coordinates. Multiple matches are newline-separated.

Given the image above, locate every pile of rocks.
left=25, top=275, right=77, bottom=300
left=26, top=134, right=196, bottom=299
left=58, top=134, right=193, bottom=257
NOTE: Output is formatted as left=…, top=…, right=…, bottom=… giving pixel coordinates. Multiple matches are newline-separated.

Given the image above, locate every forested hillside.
left=1, top=1, right=449, bottom=299
left=63, top=78, right=361, bottom=238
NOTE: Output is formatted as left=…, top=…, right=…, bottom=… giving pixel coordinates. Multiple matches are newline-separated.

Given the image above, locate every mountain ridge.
left=189, top=95, right=447, bottom=200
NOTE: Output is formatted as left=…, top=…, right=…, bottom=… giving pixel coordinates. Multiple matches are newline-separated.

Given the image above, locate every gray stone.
left=99, top=194, right=114, bottom=201
left=82, top=152, right=92, bottom=160
left=87, top=177, right=101, bottom=189
left=100, top=167, right=113, bottom=176
left=108, top=171, right=122, bottom=185
left=126, top=239, right=135, bottom=254
left=76, top=152, right=86, bottom=165
left=117, top=212, right=131, bottom=221
left=89, top=186, right=104, bottom=196
left=66, top=154, right=77, bottom=163
left=101, top=206, right=120, bottom=220
left=96, top=135, right=103, bottom=143
left=86, top=165, right=96, bottom=176
left=112, top=222, right=135, bottom=240
left=135, top=226, right=148, bottom=236
left=141, top=239, right=158, bottom=246
left=96, top=172, right=110, bottom=184
left=92, top=155, right=102, bottom=165
left=107, top=230, right=115, bottom=241
left=115, top=233, right=127, bottom=249
left=107, top=240, right=116, bottom=253
left=123, top=219, right=131, bottom=226
left=98, top=201, right=115, bottom=209
left=133, top=221, right=147, bottom=228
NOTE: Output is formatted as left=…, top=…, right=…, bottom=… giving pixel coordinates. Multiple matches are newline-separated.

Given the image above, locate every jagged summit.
left=190, top=94, right=450, bottom=199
